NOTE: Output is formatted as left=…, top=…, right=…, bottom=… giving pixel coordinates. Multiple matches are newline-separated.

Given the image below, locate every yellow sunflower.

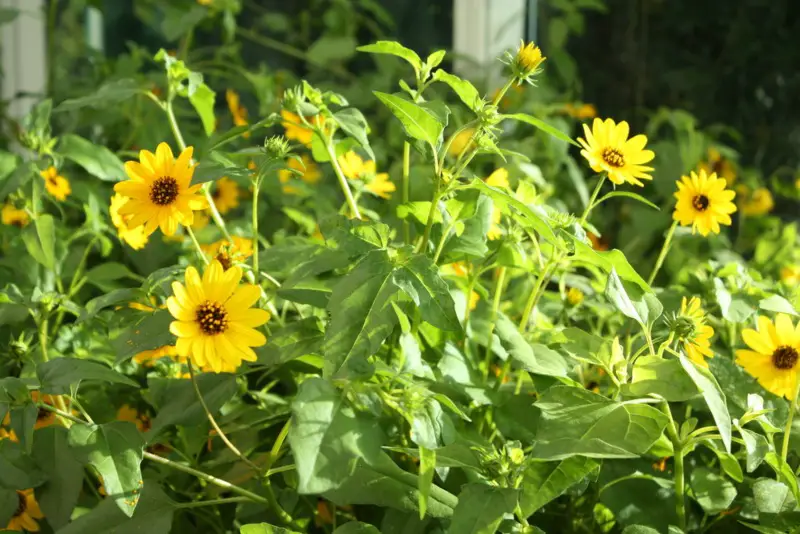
left=698, top=147, right=736, bottom=186
left=40, top=166, right=71, bottom=201
left=675, top=297, right=715, bottom=368
left=1, top=203, right=29, bottom=227
left=192, top=210, right=211, bottom=231
left=167, top=260, right=270, bottom=373
left=31, top=391, right=62, bottom=430
left=563, top=103, right=598, bottom=120
left=133, top=344, right=177, bottom=366
left=5, top=489, right=44, bottom=532
left=736, top=314, right=800, bottom=399
left=109, top=194, right=149, bottom=250
left=201, top=236, right=253, bottom=270
left=468, top=290, right=480, bottom=311
left=566, top=288, right=584, bottom=306
left=578, top=118, right=655, bottom=187
left=281, top=110, right=320, bottom=147
left=338, top=151, right=395, bottom=199
left=514, top=41, right=546, bottom=76
left=113, top=143, right=207, bottom=236
left=0, top=427, right=17, bottom=441
left=117, top=405, right=151, bottom=433
left=211, top=177, right=240, bottom=214
left=738, top=186, right=774, bottom=216
left=781, top=265, right=800, bottom=286
left=226, top=89, right=249, bottom=136
left=673, top=170, right=737, bottom=236
left=485, top=168, right=510, bottom=189
left=588, top=233, right=609, bottom=251
left=448, top=128, right=476, bottom=158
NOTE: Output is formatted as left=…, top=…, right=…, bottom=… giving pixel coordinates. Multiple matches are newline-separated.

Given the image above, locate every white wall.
left=1, top=0, right=47, bottom=121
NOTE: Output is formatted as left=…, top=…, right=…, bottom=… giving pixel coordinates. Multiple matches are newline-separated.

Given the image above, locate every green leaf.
left=240, top=524, right=303, bottom=534
left=373, top=91, right=444, bottom=149
left=409, top=399, right=455, bottom=449
left=394, top=253, right=461, bottom=332
left=571, top=240, right=651, bottom=292
left=357, top=41, right=422, bottom=72
left=678, top=353, right=732, bottom=452
left=736, top=423, right=769, bottom=472
left=38, top=358, right=137, bottom=395
left=531, top=386, right=669, bottom=460
left=621, top=527, right=661, bottom=534
left=599, top=464, right=676, bottom=531
left=188, top=82, right=216, bottom=136
left=334, top=108, right=374, bottom=160
left=323, top=250, right=401, bottom=377
left=0, top=488, right=15, bottom=529
left=56, top=79, right=142, bottom=111
left=759, top=294, right=799, bottom=316
left=0, top=439, right=46, bottom=489
left=256, top=318, right=324, bottom=367
left=148, top=374, right=238, bottom=437
left=417, top=447, right=435, bottom=519
left=494, top=312, right=569, bottom=376
left=69, top=422, right=145, bottom=517
left=765, top=451, right=800, bottom=502
left=467, top=179, right=558, bottom=244
left=333, top=522, right=381, bottom=534
left=622, top=356, right=698, bottom=401
left=713, top=278, right=755, bottom=323
left=289, top=378, right=382, bottom=494
left=324, top=452, right=456, bottom=518
left=449, top=483, right=518, bottom=534
left=58, top=134, right=125, bottom=181
left=432, top=70, right=480, bottom=111
left=8, top=404, right=36, bottom=454
left=753, top=478, right=796, bottom=514
left=426, top=50, right=446, bottom=69
left=605, top=268, right=662, bottom=327
left=80, top=288, right=144, bottom=322
left=22, top=214, right=56, bottom=271
left=307, top=35, right=357, bottom=63
left=112, top=309, right=176, bottom=363
left=519, top=457, right=601, bottom=515
left=31, top=427, right=83, bottom=528
left=709, top=447, right=744, bottom=483
left=689, top=467, right=736, bottom=514
left=503, top=113, right=579, bottom=146
left=0, top=162, right=34, bottom=201
left=193, top=158, right=252, bottom=185
left=596, top=191, right=660, bottom=211
left=57, top=481, right=175, bottom=534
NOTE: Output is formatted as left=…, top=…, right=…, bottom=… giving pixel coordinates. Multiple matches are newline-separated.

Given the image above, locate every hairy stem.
left=186, top=226, right=209, bottom=265
left=324, top=138, right=361, bottom=219
left=519, top=257, right=558, bottom=331
left=579, top=175, right=607, bottom=225
left=483, top=267, right=508, bottom=381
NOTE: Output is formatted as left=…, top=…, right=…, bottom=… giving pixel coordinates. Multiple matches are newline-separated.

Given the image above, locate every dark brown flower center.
left=195, top=300, right=228, bottom=335
left=15, top=492, right=26, bottom=517
left=772, top=345, right=799, bottom=370
left=47, top=176, right=58, bottom=185
left=602, top=147, right=625, bottom=168
left=37, top=407, right=50, bottom=421
left=711, top=159, right=724, bottom=175
left=692, top=195, right=710, bottom=212
left=215, top=253, right=232, bottom=271
left=149, top=177, right=179, bottom=206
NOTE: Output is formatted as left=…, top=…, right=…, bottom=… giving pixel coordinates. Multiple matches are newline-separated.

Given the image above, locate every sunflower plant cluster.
left=0, top=15, right=799, bottom=534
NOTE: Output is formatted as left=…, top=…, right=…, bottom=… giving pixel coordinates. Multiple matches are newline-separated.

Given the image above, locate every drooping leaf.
left=22, top=214, right=56, bottom=271
left=531, top=386, right=669, bottom=460
left=432, top=70, right=480, bottom=111
left=289, top=378, right=382, bottom=494
left=334, top=108, right=374, bottom=159
left=56, top=79, right=142, bottom=111
left=449, top=483, right=518, bottom=534
left=596, top=191, right=660, bottom=211
left=679, top=353, right=732, bottom=452
left=605, top=268, right=662, bottom=327
left=759, top=294, right=799, bottom=316
left=357, top=41, right=422, bottom=72
left=58, top=134, right=125, bottom=181
left=332, top=523, right=381, bottom=534
left=57, top=481, right=175, bottom=534
left=394, top=253, right=460, bottom=332
left=31, top=427, right=83, bottom=528
left=622, top=356, right=699, bottom=401
left=68, top=422, right=146, bottom=517
left=503, top=113, right=579, bottom=146
left=37, top=358, right=138, bottom=395
left=0, top=440, right=47, bottom=490
left=493, top=312, right=569, bottom=376
left=112, top=309, right=176, bottom=363
left=373, top=92, right=444, bottom=150
left=519, top=457, right=601, bottom=515
left=571, top=240, right=651, bottom=292
left=417, top=447, right=435, bottom=519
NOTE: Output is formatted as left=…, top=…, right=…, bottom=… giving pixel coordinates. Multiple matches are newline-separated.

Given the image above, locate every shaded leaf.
left=679, top=353, right=732, bottom=452
left=148, top=374, right=237, bottom=437
left=373, top=92, right=443, bottom=149
left=58, top=134, right=125, bottom=181
left=689, top=467, right=736, bottom=514
left=519, top=457, right=600, bottom=515
left=56, top=79, right=142, bottom=111
left=449, top=483, right=518, bottom=534
left=38, top=358, right=137, bottom=395
left=31, top=427, right=83, bottom=528
left=22, top=214, right=56, bottom=271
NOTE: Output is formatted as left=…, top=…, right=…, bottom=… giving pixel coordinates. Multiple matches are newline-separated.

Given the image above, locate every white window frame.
left=1, top=0, right=46, bottom=122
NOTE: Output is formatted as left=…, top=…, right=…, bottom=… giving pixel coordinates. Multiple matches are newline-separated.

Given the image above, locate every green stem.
left=647, top=220, right=679, bottom=286
left=177, top=496, right=249, bottom=509
left=782, top=379, right=800, bottom=464
left=483, top=267, right=507, bottom=381
left=492, top=78, right=516, bottom=107
left=267, top=418, right=292, bottom=471
left=324, top=139, right=361, bottom=219
left=252, top=181, right=260, bottom=277
left=463, top=270, right=478, bottom=329
left=402, top=142, right=411, bottom=243
left=432, top=219, right=458, bottom=264
left=519, top=257, right=558, bottom=331
left=188, top=363, right=259, bottom=472
left=662, top=402, right=686, bottom=531
left=579, top=175, right=607, bottom=225
left=186, top=226, right=209, bottom=265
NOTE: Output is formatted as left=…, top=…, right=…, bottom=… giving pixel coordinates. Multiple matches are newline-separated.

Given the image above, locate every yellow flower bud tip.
left=515, top=41, right=546, bottom=74
left=566, top=287, right=584, bottom=306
